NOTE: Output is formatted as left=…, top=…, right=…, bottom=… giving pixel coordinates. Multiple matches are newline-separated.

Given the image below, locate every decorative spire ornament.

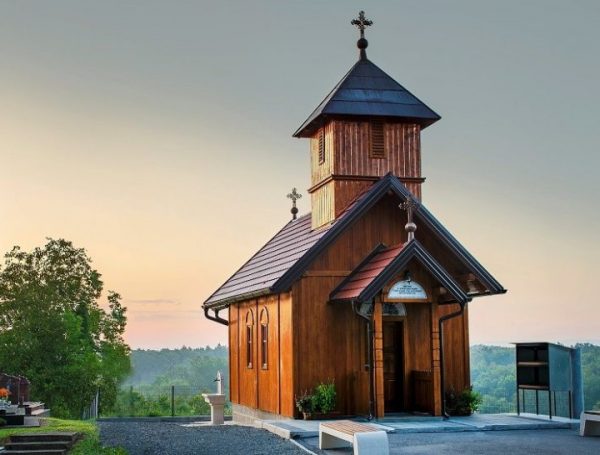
left=351, top=10, right=373, bottom=60
left=287, top=188, right=302, bottom=220
left=400, top=197, right=419, bottom=241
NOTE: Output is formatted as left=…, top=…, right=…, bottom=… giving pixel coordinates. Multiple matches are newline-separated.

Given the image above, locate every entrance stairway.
left=2, top=432, right=80, bottom=454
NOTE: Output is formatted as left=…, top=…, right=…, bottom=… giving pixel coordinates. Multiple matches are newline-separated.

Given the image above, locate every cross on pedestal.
left=351, top=10, right=373, bottom=37
left=287, top=188, right=302, bottom=220
left=400, top=198, right=419, bottom=241
left=351, top=11, right=373, bottom=60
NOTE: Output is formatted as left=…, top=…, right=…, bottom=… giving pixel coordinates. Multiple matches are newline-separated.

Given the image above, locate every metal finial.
left=351, top=10, right=373, bottom=60
left=287, top=188, right=302, bottom=220
left=400, top=197, right=419, bottom=241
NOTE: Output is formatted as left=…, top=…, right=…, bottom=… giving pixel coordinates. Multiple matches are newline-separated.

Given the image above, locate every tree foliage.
left=109, top=347, right=229, bottom=417
left=0, top=238, right=131, bottom=418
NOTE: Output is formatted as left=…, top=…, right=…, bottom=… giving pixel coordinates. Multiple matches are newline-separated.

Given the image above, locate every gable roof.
left=330, top=240, right=470, bottom=304
left=293, top=58, right=441, bottom=138
left=203, top=173, right=505, bottom=310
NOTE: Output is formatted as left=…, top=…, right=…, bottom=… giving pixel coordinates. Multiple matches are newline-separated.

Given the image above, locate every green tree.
left=0, top=238, right=131, bottom=418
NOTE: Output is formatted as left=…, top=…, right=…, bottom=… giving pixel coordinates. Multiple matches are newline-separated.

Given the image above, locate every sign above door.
left=386, top=279, right=428, bottom=301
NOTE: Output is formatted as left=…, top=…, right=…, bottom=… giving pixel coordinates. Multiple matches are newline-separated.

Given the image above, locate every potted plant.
left=0, top=388, right=10, bottom=408
left=445, top=386, right=482, bottom=416
left=295, top=390, right=314, bottom=420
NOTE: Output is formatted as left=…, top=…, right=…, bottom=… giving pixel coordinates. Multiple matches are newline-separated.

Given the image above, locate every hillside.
left=125, top=345, right=228, bottom=386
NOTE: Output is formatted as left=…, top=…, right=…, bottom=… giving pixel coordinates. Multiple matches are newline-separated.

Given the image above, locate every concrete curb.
left=97, top=416, right=232, bottom=423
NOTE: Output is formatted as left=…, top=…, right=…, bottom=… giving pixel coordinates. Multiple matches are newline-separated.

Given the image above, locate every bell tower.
left=294, top=11, right=441, bottom=230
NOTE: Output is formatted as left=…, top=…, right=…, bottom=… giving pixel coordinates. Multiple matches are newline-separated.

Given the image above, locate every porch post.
left=373, top=295, right=385, bottom=418
left=430, top=301, right=442, bottom=416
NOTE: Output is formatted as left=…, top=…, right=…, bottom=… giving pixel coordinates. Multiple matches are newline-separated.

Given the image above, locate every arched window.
left=245, top=310, right=254, bottom=369
left=260, top=308, right=269, bottom=370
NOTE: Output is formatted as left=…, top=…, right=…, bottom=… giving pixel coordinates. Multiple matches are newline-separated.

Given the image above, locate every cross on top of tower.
left=287, top=188, right=302, bottom=220
left=351, top=10, right=373, bottom=60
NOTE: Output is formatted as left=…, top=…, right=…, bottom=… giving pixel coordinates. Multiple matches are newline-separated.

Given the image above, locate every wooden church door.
left=383, top=320, right=404, bottom=412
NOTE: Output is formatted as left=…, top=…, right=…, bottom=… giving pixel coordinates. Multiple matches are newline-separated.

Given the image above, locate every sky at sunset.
left=1, top=1, right=599, bottom=349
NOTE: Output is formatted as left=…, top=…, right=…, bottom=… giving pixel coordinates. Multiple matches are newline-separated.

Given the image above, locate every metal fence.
left=474, top=387, right=572, bottom=418
left=104, top=385, right=230, bottom=418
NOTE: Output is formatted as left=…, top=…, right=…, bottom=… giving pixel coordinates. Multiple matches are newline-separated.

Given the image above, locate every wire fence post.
left=129, top=385, right=134, bottom=416
left=171, top=385, right=175, bottom=417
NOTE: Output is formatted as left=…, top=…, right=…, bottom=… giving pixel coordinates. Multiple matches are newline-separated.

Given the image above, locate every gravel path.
left=99, top=421, right=306, bottom=455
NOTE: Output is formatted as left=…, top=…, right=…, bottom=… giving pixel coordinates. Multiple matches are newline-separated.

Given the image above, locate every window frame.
left=245, top=310, right=254, bottom=369
left=259, top=307, right=269, bottom=370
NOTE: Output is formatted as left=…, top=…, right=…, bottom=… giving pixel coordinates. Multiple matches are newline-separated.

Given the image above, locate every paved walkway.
left=257, top=413, right=579, bottom=439
left=299, top=429, right=599, bottom=455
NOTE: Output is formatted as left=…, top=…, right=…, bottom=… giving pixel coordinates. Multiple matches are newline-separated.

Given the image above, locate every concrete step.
left=5, top=441, right=71, bottom=451
left=20, top=402, right=45, bottom=416
left=2, top=450, right=66, bottom=455
left=9, top=432, right=78, bottom=443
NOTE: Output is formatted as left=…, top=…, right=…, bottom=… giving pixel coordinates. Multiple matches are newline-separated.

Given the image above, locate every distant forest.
left=109, top=345, right=228, bottom=417
left=113, top=343, right=600, bottom=416
left=125, top=345, right=228, bottom=387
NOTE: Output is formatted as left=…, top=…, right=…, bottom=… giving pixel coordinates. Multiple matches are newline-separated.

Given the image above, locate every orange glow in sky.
left=1, top=1, right=599, bottom=348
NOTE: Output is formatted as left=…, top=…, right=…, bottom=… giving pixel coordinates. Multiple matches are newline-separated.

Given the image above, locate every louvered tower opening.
left=370, top=121, right=385, bottom=158
left=318, top=128, right=325, bottom=164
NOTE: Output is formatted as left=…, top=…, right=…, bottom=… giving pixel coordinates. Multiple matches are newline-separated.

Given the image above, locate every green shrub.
left=446, top=386, right=482, bottom=416
left=312, top=381, right=336, bottom=414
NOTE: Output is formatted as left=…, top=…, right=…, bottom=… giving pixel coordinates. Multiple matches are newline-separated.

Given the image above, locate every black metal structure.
left=515, top=342, right=574, bottom=419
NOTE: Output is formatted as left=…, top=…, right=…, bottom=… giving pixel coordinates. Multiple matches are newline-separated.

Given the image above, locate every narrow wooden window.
left=370, top=121, right=385, bottom=158
left=318, top=128, right=325, bottom=164
left=245, top=310, right=254, bottom=369
left=261, top=325, right=268, bottom=369
left=259, top=308, right=269, bottom=369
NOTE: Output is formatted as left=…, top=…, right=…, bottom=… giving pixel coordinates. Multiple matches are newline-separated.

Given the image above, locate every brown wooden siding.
left=332, top=120, right=421, bottom=179
left=229, top=305, right=239, bottom=403
left=310, top=124, right=334, bottom=186
left=439, top=303, right=470, bottom=394
left=310, top=183, right=335, bottom=230
left=279, top=292, right=294, bottom=417
left=294, top=197, right=469, bottom=416
left=238, top=300, right=258, bottom=408
left=309, top=119, right=423, bottom=228
left=293, top=275, right=370, bottom=416
left=257, top=295, right=279, bottom=414
left=229, top=292, right=294, bottom=417
left=230, top=196, right=471, bottom=418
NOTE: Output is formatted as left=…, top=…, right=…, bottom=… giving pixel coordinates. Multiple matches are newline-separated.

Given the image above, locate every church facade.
left=203, top=13, right=505, bottom=421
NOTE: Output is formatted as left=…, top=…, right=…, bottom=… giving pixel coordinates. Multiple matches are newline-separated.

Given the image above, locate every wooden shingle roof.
left=203, top=214, right=331, bottom=308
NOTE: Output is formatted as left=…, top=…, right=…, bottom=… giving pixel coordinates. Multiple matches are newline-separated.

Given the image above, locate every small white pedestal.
left=202, top=393, right=226, bottom=425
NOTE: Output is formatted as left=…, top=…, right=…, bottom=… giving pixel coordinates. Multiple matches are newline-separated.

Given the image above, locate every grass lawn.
left=0, top=417, right=126, bottom=454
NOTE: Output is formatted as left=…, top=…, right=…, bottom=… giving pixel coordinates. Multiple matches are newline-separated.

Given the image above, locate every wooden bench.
left=580, top=411, right=600, bottom=436
left=319, top=420, right=389, bottom=454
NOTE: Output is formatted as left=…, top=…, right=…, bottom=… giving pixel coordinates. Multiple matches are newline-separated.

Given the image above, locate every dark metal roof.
left=330, top=240, right=471, bottom=304
left=293, top=59, right=441, bottom=138
left=203, top=173, right=506, bottom=310
left=203, top=214, right=331, bottom=308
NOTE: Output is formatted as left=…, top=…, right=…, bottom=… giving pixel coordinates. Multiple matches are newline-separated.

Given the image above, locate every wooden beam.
left=373, top=296, right=385, bottom=418
left=303, top=270, right=352, bottom=277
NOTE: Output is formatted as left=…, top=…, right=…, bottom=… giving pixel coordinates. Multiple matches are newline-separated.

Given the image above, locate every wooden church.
left=203, top=12, right=505, bottom=421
